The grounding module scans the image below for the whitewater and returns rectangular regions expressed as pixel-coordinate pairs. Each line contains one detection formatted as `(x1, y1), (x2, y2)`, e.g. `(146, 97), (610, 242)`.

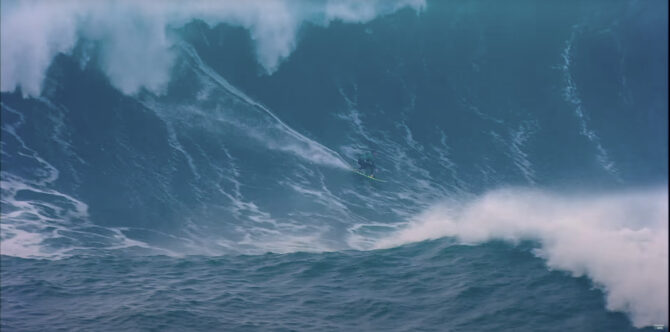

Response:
(1, 0), (667, 331)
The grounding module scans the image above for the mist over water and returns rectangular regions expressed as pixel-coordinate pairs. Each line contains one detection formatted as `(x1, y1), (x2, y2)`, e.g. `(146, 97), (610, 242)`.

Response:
(1, 0), (667, 330)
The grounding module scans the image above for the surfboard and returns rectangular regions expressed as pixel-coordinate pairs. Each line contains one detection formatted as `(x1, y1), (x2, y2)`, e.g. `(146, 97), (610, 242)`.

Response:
(351, 168), (387, 182)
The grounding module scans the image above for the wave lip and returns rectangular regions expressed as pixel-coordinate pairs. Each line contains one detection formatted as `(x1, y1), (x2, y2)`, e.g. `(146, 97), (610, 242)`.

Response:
(0, 0), (425, 97)
(376, 187), (669, 328)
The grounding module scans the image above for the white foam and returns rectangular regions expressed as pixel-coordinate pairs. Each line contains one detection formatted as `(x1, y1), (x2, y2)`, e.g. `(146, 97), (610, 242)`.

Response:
(0, 173), (166, 259)
(2, 104), (60, 185)
(177, 42), (351, 170)
(376, 186), (669, 328)
(1, 0), (425, 97)
(508, 122), (537, 185)
(490, 121), (538, 185)
(560, 26), (620, 180)
(432, 129), (468, 193)
(1, 102), (165, 259)
(1, 1), (80, 97)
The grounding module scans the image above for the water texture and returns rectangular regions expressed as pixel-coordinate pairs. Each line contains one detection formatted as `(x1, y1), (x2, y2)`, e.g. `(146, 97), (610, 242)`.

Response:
(1, 0), (667, 330)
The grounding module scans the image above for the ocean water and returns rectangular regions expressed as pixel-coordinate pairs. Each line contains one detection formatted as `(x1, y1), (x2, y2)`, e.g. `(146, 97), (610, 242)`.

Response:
(1, 0), (668, 331)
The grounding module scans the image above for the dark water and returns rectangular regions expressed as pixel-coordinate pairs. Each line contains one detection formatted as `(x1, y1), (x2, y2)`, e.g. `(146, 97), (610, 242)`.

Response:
(0, 241), (648, 331)
(1, 0), (668, 330)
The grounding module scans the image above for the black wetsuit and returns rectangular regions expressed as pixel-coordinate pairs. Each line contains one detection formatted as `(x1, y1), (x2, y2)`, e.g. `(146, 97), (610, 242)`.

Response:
(357, 153), (376, 176)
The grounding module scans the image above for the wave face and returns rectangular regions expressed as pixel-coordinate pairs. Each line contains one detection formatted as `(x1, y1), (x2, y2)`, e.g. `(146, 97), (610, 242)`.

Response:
(1, 0), (668, 330)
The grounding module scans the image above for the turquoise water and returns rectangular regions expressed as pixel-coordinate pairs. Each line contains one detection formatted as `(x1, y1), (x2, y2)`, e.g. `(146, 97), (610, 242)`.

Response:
(1, 0), (668, 330)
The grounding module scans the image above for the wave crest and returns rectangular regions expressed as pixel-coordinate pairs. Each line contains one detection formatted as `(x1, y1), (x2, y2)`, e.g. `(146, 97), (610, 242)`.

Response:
(376, 187), (669, 327)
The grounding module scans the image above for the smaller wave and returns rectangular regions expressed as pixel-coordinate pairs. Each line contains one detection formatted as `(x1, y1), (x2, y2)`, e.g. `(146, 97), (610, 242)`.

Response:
(376, 186), (669, 328)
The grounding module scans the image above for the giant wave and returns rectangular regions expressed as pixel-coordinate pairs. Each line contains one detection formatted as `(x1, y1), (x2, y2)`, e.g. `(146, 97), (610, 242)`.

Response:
(1, 0), (667, 329)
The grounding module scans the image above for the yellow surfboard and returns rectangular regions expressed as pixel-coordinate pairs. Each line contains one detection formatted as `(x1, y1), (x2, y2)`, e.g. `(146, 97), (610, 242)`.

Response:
(351, 168), (386, 182)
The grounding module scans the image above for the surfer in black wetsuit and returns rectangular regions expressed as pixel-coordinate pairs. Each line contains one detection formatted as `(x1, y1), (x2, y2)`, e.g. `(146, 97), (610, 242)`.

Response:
(357, 151), (376, 177)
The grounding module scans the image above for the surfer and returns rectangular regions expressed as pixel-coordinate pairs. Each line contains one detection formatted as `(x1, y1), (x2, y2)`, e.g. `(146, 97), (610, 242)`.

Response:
(357, 151), (376, 177)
